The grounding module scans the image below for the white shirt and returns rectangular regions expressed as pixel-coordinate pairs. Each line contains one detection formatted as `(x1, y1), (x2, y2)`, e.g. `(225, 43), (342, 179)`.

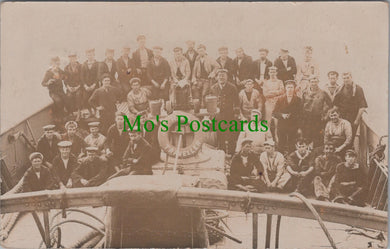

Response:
(260, 60), (266, 80)
(241, 155), (248, 166)
(140, 48), (149, 68)
(62, 158), (69, 169)
(35, 171), (40, 179)
(282, 59), (288, 69)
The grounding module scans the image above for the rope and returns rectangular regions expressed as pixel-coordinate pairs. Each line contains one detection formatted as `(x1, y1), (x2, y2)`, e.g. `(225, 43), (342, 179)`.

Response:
(290, 192), (337, 249)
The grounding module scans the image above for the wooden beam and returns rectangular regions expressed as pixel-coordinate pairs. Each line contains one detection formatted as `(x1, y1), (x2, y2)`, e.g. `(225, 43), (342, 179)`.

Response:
(0, 186), (387, 231)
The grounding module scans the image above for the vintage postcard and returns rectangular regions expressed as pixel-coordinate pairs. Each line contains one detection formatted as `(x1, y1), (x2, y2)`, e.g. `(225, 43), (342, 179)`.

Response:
(0, 2), (388, 248)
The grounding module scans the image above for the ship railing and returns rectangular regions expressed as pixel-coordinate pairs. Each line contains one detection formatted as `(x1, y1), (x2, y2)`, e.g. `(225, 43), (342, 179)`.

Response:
(0, 186), (387, 249)
(358, 115), (388, 211)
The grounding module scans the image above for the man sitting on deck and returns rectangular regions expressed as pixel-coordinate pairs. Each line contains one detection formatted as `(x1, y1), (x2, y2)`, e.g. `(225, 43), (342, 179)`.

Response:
(22, 152), (58, 192)
(71, 147), (109, 187)
(228, 139), (265, 192)
(37, 124), (60, 166)
(52, 141), (79, 188)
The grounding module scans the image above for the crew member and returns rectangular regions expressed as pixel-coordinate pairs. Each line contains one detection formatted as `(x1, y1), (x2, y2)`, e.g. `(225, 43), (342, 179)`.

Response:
(233, 47), (253, 91)
(147, 46), (171, 100)
(37, 124), (60, 164)
(52, 141), (79, 188)
(133, 34), (153, 85)
(22, 152), (57, 192)
(274, 49), (297, 83)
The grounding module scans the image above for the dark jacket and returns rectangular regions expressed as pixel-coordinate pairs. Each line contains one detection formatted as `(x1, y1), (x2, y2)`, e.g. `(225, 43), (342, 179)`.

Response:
(41, 68), (66, 94)
(98, 60), (118, 81)
(252, 58), (273, 81)
(274, 56), (297, 83)
(52, 154), (79, 185)
(22, 166), (57, 192)
(184, 49), (198, 79)
(210, 82), (240, 119)
(71, 156), (108, 187)
(216, 56), (236, 82)
(273, 94), (302, 130)
(88, 85), (121, 113)
(123, 137), (152, 173)
(106, 124), (130, 161)
(81, 61), (99, 87)
(61, 133), (87, 158)
(64, 62), (83, 87)
(146, 57), (171, 84)
(133, 48), (153, 69)
(229, 152), (263, 186)
(233, 54), (253, 81)
(37, 135), (60, 163)
(116, 56), (136, 85)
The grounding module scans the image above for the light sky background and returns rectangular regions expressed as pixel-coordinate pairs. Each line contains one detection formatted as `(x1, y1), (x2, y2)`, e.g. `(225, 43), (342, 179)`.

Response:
(1, 2), (388, 134)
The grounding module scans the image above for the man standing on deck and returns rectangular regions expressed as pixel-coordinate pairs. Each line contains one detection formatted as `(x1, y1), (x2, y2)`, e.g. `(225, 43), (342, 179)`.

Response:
(52, 141), (79, 188)
(233, 47), (253, 91)
(216, 46), (235, 83)
(274, 49), (297, 84)
(98, 49), (119, 87)
(81, 48), (99, 113)
(88, 73), (122, 134)
(324, 71), (341, 103)
(133, 35), (153, 86)
(146, 46), (171, 101)
(253, 48), (273, 92)
(170, 47), (191, 83)
(117, 45), (136, 96)
(64, 51), (83, 119)
(334, 72), (368, 140)
(184, 40), (198, 79)
(37, 124), (60, 165)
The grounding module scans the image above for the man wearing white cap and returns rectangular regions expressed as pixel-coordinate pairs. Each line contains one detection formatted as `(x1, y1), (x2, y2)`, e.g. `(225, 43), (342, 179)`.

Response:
(22, 152), (57, 192)
(52, 141), (79, 188)
(84, 122), (107, 152)
(62, 121), (87, 157)
(37, 124), (60, 164)
(260, 140), (290, 191)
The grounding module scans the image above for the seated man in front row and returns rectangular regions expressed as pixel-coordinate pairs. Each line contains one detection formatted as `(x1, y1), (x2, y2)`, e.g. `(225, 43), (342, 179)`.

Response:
(330, 149), (366, 206)
(22, 152), (58, 192)
(228, 139), (265, 192)
(52, 141), (79, 188)
(285, 138), (314, 195)
(71, 147), (108, 187)
(109, 127), (153, 179)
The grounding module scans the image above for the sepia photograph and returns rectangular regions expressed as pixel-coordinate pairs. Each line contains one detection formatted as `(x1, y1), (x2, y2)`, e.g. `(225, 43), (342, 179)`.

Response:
(0, 2), (388, 248)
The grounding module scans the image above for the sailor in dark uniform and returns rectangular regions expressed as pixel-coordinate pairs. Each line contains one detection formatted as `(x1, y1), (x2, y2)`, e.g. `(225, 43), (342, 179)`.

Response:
(52, 141), (79, 188)
(62, 121), (87, 158)
(274, 48), (297, 84)
(81, 48), (99, 112)
(37, 124), (60, 165)
(233, 47), (253, 91)
(41, 56), (68, 119)
(146, 46), (171, 100)
(106, 112), (130, 170)
(88, 73), (122, 134)
(71, 147), (108, 187)
(22, 152), (57, 192)
(184, 40), (198, 79)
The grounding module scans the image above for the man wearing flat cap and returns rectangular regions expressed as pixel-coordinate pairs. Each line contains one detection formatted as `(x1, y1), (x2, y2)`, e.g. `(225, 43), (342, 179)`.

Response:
(88, 73), (122, 134)
(216, 46), (235, 82)
(41, 56), (68, 119)
(22, 152), (57, 192)
(274, 49), (297, 84)
(170, 47), (191, 83)
(81, 48), (99, 113)
(127, 77), (152, 117)
(192, 44), (220, 106)
(147, 46), (171, 100)
(117, 45), (136, 96)
(52, 141), (79, 188)
(133, 35), (153, 85)
(37, 124), (60, 164)
(71, 147), (108, 187)
(229, 139), (266, 192)
(64, 51), (83, 117)
(98, 49), (119, 87)
(233, 47), (254, 91)
(184, 40), (198, 79)
(253, 48), (273, 90)
(106, 112), (130, 169)
(84, 122), (107, 152)
(324, 71), (341, 102)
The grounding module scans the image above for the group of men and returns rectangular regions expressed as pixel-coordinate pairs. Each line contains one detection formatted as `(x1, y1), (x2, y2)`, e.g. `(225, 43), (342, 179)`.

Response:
(28, 35), (369, 206)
